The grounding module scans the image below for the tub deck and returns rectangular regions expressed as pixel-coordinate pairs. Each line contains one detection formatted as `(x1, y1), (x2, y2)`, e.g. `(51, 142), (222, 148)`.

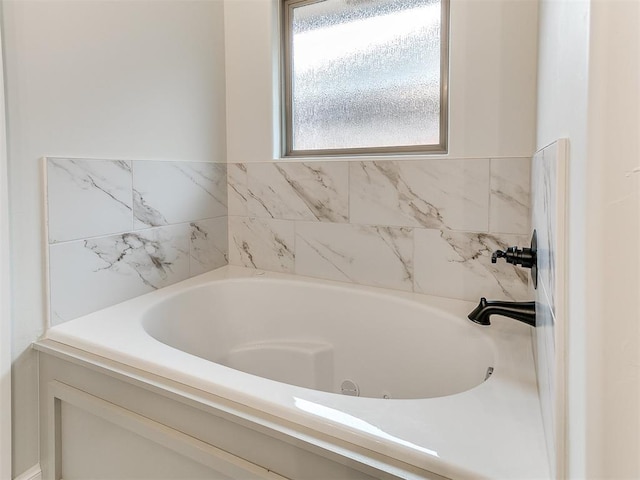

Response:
(37, 266), (550, 479)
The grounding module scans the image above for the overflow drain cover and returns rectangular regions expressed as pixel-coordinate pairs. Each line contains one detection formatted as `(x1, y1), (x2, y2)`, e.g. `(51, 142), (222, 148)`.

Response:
(484, 367), (494, 381)
(341, 380), (360, 397)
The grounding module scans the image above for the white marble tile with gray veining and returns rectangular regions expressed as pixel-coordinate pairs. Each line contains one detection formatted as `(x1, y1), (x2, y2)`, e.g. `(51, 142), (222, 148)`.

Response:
(532, 142), (561, 315)
(490, 157), (531, 235)
(190, 217), (228, 276)
(531, 141), (568, 479)
(534, 289), (558, 475)
(227, 163), (248, 216)
(246, 162), (349, 222)
(49, 224), (190, 324)
(228, 217), (295, 273)
(47, 158), (133, 243)
(133, 161), (227, 229)
(531, 148), (550, 303)
(350, 159), (490, 232)
(295, 222), (413, 291)
(413, 229), (529, 302)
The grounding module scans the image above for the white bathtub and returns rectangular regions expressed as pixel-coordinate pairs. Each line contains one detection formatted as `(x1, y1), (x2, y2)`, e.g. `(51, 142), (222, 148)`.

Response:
(44, 266), (549, 479)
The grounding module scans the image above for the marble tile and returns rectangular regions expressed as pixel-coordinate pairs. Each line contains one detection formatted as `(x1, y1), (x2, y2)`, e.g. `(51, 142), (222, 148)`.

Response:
(490, 157), (531, 234)
(227, 163), (248, 216)
(413, 229), (530, 302)
(295, 222), (413, 291)
(535, 297), (557, 475)
(532, 148), (551, 306)
(49, 224), (190, 324)
(349, 159), (490, 231)
(133, 161), (227, 229)
(531, 139), (567, 479)
(532, 141), (567, 317)
(47, 158), (133, 243)
(190, 217), (228, 276)
(228, 217), (295, 273)
(246, 162), (349, 222)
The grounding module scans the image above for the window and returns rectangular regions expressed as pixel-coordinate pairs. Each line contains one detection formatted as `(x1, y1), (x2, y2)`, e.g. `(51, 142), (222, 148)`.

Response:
(282, 0), (449, 157)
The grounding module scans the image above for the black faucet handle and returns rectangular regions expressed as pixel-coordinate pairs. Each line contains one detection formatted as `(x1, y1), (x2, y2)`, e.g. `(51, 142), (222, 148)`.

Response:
(492, 245), (534, 268)
(491, 249), (507, 264)
(490, 231), (539, 289)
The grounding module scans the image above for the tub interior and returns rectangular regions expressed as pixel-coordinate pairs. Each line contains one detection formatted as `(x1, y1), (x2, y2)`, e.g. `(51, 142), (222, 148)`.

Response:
(142, 278), (496, 399)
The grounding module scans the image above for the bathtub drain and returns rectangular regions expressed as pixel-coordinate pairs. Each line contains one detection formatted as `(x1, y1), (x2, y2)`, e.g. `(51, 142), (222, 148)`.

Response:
(341, 380), (360, 397)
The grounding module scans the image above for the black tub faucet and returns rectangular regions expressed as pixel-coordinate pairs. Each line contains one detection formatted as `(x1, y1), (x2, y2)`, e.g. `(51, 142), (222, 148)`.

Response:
(468, 297), (536, 327)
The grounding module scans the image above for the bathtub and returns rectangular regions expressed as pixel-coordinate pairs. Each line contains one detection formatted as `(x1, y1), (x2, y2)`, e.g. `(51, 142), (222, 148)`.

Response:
(42, 266), (549, 479)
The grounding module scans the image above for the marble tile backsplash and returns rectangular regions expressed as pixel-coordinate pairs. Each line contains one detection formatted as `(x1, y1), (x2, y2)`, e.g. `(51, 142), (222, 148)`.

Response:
(47, 159), (134, 243)
(228, 158), (531, 302)
(349, 159), (490, 231)
(295, 222), (414, 291)
(531, 140), (567, 478)
(46, 156), (532, 322)
(246, 162), (349, 222)
(133, 161), (227, 228)
(45, 158), (228, 325)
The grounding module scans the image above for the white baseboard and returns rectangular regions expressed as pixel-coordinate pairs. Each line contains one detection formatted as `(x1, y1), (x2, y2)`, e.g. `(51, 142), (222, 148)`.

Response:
(14, 464), (41, 480)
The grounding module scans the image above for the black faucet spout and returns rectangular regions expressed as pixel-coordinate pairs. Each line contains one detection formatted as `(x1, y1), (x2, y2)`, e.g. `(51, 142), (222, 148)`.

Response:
(468, 297), (536, 327)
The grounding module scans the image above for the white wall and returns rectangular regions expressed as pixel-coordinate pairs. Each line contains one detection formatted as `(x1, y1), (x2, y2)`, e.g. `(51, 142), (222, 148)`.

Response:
(536, 1), (591, 476)
(0, 14), (13, 480)
(584, 0), (640, 476)
(538, 0), (640, 477)
(1, 0), (227, 475)
(224, 0), (539, 163)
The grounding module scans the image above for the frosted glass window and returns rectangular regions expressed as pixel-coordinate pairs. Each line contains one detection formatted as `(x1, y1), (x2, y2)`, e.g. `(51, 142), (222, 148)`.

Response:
(283, 0), (448, 156)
